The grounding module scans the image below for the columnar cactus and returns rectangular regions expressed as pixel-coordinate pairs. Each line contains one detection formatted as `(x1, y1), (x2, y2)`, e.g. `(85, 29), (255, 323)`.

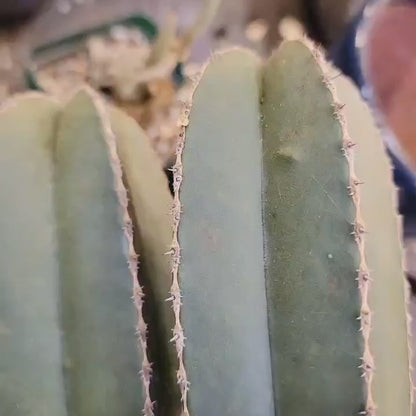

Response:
(169, 40), (413, 415)
(0, 89), (173, 416)
(0, 38), (412, 416)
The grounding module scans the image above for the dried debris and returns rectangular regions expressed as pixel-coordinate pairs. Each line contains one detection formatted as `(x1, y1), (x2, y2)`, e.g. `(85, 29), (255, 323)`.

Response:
(245, 19), (269, 43)
(116, 68), (197, 167)
(35, 25), (200, 166)
(35, 0), (221, 166)
(36, 52), (89, 97)
(87, 27), (153, 101)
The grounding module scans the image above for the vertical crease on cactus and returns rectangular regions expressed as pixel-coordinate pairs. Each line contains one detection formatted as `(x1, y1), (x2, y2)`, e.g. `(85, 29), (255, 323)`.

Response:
(170, 99), (193, 416)
(303, 37), (378, 414)
(87, 88), (154, 416)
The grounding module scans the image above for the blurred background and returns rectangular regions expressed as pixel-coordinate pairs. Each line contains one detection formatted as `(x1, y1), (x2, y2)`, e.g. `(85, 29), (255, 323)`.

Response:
(0, 0), (364, 96)
(1, 0), (415, 406)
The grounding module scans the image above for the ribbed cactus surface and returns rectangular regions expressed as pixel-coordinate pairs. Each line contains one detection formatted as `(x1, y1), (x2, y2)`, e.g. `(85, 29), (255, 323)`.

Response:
(170, 40), (412, 416)
(0, 38), (412, 416)
(0, 89), (173, 416)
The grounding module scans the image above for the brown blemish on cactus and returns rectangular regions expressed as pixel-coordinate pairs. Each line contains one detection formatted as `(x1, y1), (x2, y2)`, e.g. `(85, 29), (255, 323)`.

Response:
(79, 87), (155, 416)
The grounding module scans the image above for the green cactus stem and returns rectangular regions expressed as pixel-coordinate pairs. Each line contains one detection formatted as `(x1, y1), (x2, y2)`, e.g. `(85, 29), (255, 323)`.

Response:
(0, 88), (173, 416)
(55, 89), (148, 415)
(0, 94), (67, 416)
(170, 40), (412, 415)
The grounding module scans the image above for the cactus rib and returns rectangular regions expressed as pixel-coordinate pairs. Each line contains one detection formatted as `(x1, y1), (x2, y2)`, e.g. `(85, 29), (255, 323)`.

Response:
(87, 90), (155, 416)
(0, 94), (66, 416)
(0, 88), (176, 415)
(170, 102), (191, 416)
(262, 40), (364, 414)
(172, 50), (275, 416)
(314, 40), (377, 411)
(55, 88), (150, 415)
(332, 72), (413, 415)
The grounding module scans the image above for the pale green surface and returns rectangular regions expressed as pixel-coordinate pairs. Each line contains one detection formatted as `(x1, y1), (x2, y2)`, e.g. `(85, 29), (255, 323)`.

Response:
(55, 91), (144, 415)
(262, 41), (364, 415)
(334, 74), (412, 416)
(0, 97), (67, 415)
(111, 108), (178, 414)
(179, 50), (275, 416)
(0, 42), (410, 416)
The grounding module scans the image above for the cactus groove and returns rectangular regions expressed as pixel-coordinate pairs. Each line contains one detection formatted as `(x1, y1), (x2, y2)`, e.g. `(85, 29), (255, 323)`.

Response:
(110, 107), (179, 414)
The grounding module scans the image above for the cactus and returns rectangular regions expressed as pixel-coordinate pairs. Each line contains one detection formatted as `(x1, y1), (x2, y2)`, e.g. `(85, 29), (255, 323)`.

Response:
(169, 40), (412, 415)
(0, 38), (412, 416)
(0, 89), (173, 416)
